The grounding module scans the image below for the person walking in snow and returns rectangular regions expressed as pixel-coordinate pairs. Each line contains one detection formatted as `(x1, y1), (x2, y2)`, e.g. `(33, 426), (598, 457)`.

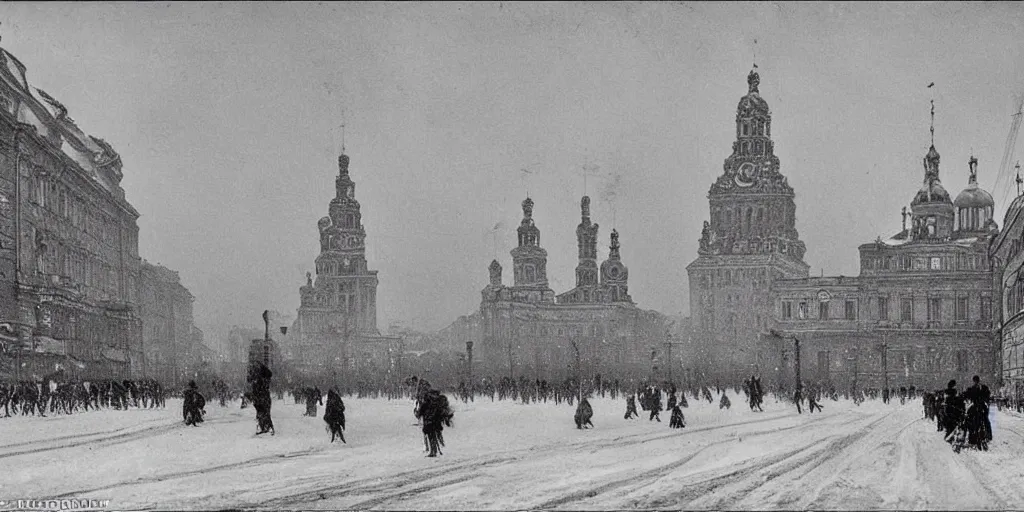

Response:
(182, 381), (206, 426)
(305, 386), (323, 417)
(649, 388), (662, 422)
(250, 362), (275, 435)
(420, 388), (454, 457)
(669, 405), (685, 428)
(720, 392), (731, 410)
(624, 394), (639, 419)
(575, 397), (594, 429)
(323, 387), (346, 443)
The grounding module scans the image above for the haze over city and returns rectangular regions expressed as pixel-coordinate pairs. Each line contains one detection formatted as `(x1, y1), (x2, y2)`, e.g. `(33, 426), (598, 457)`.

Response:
(1, 1), (1022, 348)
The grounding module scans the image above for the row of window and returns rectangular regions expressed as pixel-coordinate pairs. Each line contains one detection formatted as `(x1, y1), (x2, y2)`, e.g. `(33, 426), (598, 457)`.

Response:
(862, 254), (986, 272)
(809, 349), (975, 378)
(781, 297), (992, 323)
(27, 173), (130, 253)
(712, 204), (794, 240)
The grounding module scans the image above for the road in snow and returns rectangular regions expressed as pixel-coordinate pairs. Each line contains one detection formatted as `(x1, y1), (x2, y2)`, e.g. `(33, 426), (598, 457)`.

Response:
(1, 392), (1022, 510)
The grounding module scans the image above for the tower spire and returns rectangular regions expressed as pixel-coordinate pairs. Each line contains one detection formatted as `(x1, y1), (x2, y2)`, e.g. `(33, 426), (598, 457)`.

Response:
(930, 99), (935, 147)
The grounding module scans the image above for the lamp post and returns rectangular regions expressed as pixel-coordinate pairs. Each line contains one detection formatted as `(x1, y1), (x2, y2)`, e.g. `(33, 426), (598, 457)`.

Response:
(466, 340), (474, 393)
(878, 338), (889, 403)
(571, 339), (581, 402)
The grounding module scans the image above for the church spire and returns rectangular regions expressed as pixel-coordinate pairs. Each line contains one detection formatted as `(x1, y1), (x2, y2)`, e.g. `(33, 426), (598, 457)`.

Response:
(575, 196), (599, 288)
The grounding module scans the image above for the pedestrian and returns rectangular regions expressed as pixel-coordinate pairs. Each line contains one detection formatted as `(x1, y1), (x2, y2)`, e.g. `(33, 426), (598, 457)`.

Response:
(649, 387), (662, 422)
(323, 387), (346, 443)
(720, 392), (731, 410)
(182, 381), (206, 427)
(250, 363), (275, 435)
(575, 397), (594, 429)
(669, 405), (685, 428)
(942, 380), (962, 443)
(624, 394), (639, 420)
(305, 386), (323, 417)
(420, 388), (453, 457)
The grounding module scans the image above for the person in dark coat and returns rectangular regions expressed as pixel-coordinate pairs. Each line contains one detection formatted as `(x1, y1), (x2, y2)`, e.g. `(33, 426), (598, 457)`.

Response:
(323, 387), (346, 443)
(420, 389), (453, 457)
(649, 387), (662, 422)
(943, 380), (962, 443)
(624, 394), (639, 419)
(250, 363), (275, 435)
(305, 386), (323, 417)
(720, 392), (731, 410)
(669, 405), (685, 428)
(575, 397), (594, 429)
(183, 381), (206, 426)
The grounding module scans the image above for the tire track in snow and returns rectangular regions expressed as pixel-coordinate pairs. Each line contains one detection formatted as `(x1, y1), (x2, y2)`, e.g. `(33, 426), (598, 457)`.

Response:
(0, 417), (172, 450)
(631, 412), (894, 510)
(253, 455), (521, 508)
(263, 411), (840, 509)
(0, 417), (234, 460)
(51, 446), (325, 499)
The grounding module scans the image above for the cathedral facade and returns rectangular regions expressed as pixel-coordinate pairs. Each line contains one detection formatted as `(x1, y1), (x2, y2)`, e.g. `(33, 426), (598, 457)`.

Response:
(287, 152), (401, 387)
(686, 69), (810, 382)
(473, 196), (667, 383)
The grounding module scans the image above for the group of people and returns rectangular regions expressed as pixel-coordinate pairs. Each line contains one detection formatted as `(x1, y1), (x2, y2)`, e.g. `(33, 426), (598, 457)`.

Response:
(1, 376), (166, 418)
(924, 376), (993, 452)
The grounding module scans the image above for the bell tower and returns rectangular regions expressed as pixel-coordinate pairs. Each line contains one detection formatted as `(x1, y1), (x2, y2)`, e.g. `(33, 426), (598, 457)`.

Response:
(687, 68), (810, 381)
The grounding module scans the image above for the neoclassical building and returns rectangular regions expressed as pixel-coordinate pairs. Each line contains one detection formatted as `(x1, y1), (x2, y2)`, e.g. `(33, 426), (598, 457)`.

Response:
(686, 68), (810, 382)
(465, 195), (667, 383)
(287, 152), (401, 386)
(765, 110), (999, 392)
(0, 44), (142, 381)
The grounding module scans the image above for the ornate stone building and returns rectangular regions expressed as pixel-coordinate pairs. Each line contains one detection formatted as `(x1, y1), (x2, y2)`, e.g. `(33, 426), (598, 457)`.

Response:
(466, 195), (667, 383)
(0, 45), (141, 381)
(686, 69), (810, 381)
(767, 113), (999, 392)
(287, 152), (401, 386)
(992, 164), (1024, 403)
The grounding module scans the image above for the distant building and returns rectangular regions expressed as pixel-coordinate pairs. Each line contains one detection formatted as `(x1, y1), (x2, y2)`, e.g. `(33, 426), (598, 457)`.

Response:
(287, 152), (402, 387)
(447, 195), (668, 385)
(687, 68), (810, 382)
(0, 44), (142, 381)
(765, 112), (999, 392)
(137, 261), (204, 387)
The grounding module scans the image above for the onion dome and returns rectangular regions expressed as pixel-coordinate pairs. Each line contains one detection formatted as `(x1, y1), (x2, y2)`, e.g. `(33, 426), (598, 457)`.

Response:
(954, 156), (994, 209)
(911, 180), (951, 206)
(737, 69), (770, 117)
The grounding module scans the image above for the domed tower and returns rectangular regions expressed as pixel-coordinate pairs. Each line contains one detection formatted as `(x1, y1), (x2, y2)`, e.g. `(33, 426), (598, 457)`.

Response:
(909, 102), (955, 240)
(511, 197), (552, 292)
(600, 229), (632, 303)
(687, 68), (810, 381)
(954, 155), (997, 236)
(575, 196), (600, 288)
(300, 152), (380, 337)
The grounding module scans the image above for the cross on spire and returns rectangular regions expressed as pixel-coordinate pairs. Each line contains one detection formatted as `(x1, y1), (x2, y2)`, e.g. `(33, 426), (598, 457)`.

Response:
(580, 159), (600, 196)
(340, 107), (347, 153)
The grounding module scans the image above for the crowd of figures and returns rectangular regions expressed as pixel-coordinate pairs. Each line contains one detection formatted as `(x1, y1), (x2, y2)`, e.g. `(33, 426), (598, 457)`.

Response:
(923, 376), (993, 453)
(0, 376), (166, 417)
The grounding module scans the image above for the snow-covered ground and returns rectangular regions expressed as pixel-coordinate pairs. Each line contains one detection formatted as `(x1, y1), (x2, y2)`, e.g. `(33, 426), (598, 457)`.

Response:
(1, 392), (1022, 510)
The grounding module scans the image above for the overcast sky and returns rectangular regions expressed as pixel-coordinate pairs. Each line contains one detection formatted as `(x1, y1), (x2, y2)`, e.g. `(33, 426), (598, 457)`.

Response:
(2, 2), (1023, 348)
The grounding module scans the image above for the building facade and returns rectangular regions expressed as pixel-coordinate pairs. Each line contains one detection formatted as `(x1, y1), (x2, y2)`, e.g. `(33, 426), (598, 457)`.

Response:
(992, 171), (1024, 403)
(0, 46), (141, 381)
(287, 152), (402, 387)
(767, 125), (999, 393)
(465, 195), (668, 384)
(136, 261), (207, 387)
(686, 69), (810, 382)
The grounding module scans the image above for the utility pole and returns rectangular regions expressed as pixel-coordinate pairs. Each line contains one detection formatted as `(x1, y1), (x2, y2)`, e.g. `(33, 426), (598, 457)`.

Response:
(466, 341), (474, 393)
